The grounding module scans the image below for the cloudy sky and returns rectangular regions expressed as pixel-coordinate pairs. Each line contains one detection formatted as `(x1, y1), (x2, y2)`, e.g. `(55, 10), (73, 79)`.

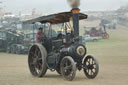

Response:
(1, 0), (128, 14)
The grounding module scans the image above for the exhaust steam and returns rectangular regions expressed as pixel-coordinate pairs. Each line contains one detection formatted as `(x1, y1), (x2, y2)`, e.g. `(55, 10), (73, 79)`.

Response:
(67, 0), (80, 8)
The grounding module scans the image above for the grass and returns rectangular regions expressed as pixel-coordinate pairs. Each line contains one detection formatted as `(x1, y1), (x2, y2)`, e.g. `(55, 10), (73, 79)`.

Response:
(86, 27), (128, 65)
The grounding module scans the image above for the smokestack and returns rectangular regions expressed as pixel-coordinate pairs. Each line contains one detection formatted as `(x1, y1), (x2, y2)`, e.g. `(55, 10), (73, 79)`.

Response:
(67, 0), (80, 37)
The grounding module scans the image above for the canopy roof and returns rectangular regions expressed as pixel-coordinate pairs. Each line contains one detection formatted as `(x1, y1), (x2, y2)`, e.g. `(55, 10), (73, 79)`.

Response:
(23, 11), (88, 24)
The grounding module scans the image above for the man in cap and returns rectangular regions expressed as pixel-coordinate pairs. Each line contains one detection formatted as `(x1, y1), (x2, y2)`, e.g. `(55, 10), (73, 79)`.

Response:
(36, 27), (46, 43)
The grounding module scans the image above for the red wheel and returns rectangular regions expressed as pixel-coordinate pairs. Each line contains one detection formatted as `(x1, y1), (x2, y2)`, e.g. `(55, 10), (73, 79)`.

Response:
(103, 33), (109, 39)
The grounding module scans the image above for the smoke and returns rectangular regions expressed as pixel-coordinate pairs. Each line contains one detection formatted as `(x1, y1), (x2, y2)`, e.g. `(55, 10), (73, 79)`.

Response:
(67, 0), (80, 8)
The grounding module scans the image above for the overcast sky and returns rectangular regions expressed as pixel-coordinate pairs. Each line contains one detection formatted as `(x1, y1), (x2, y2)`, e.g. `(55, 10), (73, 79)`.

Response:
(1, 0), (128, 14)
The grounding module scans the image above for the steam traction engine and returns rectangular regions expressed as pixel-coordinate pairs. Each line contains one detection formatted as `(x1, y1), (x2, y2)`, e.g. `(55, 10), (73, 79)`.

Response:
(24, 0), (99, 81)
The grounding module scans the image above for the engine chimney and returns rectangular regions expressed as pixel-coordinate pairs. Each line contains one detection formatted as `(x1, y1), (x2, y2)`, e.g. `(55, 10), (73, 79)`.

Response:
(67, 0), (80, 37)
(71, 8), (80, 37)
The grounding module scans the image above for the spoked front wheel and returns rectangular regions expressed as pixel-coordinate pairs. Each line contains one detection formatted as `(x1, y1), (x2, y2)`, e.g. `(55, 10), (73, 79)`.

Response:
(60, 56), (76, 81)
(28, 43), (47, 77)
(83, 55), (99, 79)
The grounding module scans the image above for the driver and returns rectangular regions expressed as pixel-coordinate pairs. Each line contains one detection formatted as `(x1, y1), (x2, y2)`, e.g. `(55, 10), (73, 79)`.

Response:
(57, 33), (64, 39)
(36, 27), (46, 43)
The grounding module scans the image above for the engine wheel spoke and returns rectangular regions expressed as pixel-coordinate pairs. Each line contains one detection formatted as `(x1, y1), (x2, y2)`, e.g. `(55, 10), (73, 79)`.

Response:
(28, 44), (47, 77)
(61, 56), (76, 81)
(83, 55), (99, 79)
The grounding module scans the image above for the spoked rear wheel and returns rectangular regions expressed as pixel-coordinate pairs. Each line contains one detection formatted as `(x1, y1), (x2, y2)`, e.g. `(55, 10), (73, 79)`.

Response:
(28, 43), (47, 77)
(60, 56), (76, 81)
(83, 55), (99, 79)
